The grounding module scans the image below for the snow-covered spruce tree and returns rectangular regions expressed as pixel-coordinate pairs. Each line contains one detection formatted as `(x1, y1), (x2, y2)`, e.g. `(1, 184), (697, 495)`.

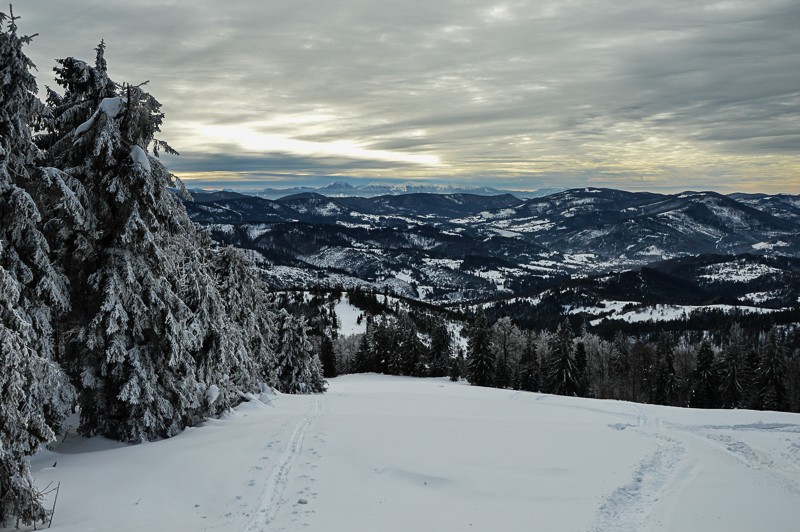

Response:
(466, 313), (494, 387)
(191, 245), (279, 414)
(0, 9), (74, 526)
(38, 52), (206, 441)
(36, 44), (294, 440)
(274, 309), (325, 394)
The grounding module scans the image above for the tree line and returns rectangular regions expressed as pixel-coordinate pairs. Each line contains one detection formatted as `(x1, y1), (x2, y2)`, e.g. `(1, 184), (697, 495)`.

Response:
(331, 290), (799, 414)
(1, 12), (323, 527)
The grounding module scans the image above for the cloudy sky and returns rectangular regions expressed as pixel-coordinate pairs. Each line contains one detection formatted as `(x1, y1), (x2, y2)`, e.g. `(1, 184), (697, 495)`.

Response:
(20, 0), (800, 192)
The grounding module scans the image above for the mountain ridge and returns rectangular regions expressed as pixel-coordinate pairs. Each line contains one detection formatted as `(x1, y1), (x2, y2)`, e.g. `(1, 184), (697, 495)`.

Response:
(181, 187), (800, 308)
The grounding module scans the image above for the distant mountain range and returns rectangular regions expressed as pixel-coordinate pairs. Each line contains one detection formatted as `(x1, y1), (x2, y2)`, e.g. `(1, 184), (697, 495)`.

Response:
(181, 187), (800, 312)
(191, 181), (561, 200)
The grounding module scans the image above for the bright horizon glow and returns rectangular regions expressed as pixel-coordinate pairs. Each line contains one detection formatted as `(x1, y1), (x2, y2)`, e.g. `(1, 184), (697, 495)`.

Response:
(197, 124), (442, 167)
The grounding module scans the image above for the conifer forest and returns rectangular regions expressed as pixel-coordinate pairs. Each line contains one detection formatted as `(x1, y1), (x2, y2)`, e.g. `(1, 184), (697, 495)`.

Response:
(0, 10), (324, 525)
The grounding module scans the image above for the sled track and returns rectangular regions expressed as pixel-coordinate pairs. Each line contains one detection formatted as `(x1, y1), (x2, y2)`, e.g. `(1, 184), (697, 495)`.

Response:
(245, 397), (321, 532)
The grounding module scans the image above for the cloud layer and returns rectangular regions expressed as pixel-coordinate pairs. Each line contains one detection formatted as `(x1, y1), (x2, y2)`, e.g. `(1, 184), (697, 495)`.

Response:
(21, 0), (800, 192)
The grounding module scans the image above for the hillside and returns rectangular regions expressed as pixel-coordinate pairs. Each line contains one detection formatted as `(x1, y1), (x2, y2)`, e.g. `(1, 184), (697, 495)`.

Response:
(182, 187), (800, 316)
(22, 375), (800, 531)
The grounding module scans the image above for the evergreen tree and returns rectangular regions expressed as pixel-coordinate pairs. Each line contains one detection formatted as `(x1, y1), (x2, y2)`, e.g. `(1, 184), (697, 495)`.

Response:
(351, 332), (371, 374)
(40, 52), (206, 440)
(428, 319), (451, 377)
(467, 313), (494, 387)
(574, 341), (589, 397)
(720, 324), (747, 408)
(395, 312), (423, 376)
(757, 326), (788, 411)
(194, 245), (277, 415)
(319, 334), (338, 378)
(609, 331), (630, 400)
(371, 315), (394, 374)
(689, 340), (720, 408)
(275, 310), (326, 394)
(744, 341), (761, 409)
(449, 353), (462, 382)
(34, 43), (325, 440)
(651, 332), (680, 406)
(546, 319), (577, 396)
(517, 331), (539, 392)
(491, 317), (519, 389)
(0, 10), (74, 525)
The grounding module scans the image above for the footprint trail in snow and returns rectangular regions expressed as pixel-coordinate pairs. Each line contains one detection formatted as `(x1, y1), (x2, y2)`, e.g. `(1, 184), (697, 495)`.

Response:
(244, 397), (321, 532)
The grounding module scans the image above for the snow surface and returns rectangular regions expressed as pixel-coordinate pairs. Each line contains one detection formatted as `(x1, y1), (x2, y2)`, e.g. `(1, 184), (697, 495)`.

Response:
(15, 375), (800, 532)
(699, 261), (783, 283)
(75, 97), (127, 135)
(334, 299), (366, 336)
(752, 241), (789, 251)
(587, 302), (783, 326)
(129, 145), (150, 173)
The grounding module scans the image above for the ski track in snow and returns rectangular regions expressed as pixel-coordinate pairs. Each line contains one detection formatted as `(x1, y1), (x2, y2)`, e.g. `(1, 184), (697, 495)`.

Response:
(591, 403), (800, 531)
(681, 425), (800, 496)
(590, 409), (687, 532)
(244, 397), (321, 532)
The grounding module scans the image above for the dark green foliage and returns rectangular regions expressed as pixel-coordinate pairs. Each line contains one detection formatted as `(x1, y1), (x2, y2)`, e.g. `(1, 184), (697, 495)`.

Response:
(467, 314), (494, 387)
(608, 331), (631, 400)
(650, 332), (680, 406)
(320, 335), (338, 378)
(449, 354), (462, 382)
(491, 317), (520, 389)
(351, 332), (371, 374)
(574, 341), (589, 397)
(546, 319), (577, 396)
(757, 326), (787, 411)
(428, 320), (452, 377)
(338, 301), (799, 415)
(517, 331), (539, 392)
(689, 340), (720, 408)
(720, 324), (747, 408)
(395, 312), (424, 376)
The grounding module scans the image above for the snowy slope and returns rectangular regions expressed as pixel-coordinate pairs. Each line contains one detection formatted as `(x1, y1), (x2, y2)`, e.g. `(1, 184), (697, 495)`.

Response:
(15, 375), (800, 532)
(334, 299), (367, 336)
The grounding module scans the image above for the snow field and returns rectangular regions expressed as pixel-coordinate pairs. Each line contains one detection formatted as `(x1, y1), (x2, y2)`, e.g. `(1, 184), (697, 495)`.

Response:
(15, 374), (800, 532)
(333, 299), (367, 336)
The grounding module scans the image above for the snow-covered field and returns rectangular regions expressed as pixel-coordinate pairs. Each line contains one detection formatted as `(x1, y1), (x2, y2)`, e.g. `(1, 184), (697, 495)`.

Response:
(15, 375), (800, 531)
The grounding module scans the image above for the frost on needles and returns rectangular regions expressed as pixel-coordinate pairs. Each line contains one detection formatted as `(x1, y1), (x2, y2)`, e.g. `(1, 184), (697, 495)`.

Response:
(0, 9), (323, 527)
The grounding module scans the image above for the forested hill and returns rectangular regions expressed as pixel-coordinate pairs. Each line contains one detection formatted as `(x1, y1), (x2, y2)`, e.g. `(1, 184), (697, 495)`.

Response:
(182, 187), (800, 307)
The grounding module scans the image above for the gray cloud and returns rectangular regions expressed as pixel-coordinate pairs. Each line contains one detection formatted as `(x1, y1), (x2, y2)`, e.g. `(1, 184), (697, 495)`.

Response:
(19, 0), (800, 192)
